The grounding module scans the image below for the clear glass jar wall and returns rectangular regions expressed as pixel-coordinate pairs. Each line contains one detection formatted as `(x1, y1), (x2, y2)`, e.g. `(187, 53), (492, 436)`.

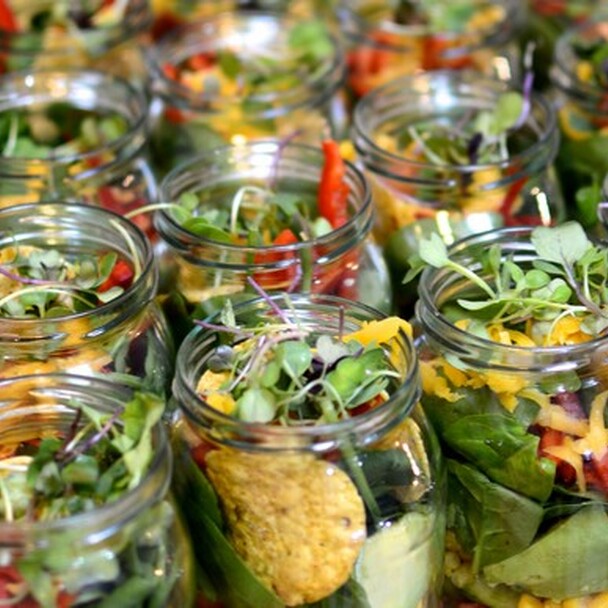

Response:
(147, 10), (347, 176)
(0, 202), (173, 395)
(416, 226), (608, 607)
(155, 139), (392, 314)
(170, 294), (445, 608)
(0, 373), (195, 607)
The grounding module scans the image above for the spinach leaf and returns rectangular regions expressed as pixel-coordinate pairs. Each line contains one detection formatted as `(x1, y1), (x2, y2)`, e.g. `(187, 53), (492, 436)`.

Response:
(171, 437), (223, 529)
(484, 506), (608, 600)
(448, 460), (543, 572)
(424, 387), (554, 501)
(443, 414), (555, 502)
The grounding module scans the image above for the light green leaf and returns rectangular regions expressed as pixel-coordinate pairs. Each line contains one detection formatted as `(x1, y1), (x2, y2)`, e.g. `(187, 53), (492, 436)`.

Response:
(531, 222), (591, 266)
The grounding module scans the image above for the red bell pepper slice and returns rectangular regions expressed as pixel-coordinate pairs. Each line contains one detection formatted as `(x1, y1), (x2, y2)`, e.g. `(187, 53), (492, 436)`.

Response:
(253, 228), (299, 290)
(0, 0), (17, 32)
(98, 259), (134, 293)
(318, 140), (349, 230)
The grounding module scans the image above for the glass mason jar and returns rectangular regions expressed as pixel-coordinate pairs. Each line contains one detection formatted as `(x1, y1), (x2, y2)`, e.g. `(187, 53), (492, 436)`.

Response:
(0, 202), (173, 396)
(415, 226), (608, 607)
(352, 69), (564, 313)
(155, 139), (392, 316)
(0, 373), (195, 607)
(170, 293), (445, 608)
(0, 69), (156, 236)
(149, 0), (332, 39)
(147, 10), (348, 176)
(550, 17), (608, 233)
(0, 0), (151, 84)
(337, 0), (522, 100)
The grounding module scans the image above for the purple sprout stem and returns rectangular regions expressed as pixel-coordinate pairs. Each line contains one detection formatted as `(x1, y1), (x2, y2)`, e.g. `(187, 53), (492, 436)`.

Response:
(246, 275), (292, 324)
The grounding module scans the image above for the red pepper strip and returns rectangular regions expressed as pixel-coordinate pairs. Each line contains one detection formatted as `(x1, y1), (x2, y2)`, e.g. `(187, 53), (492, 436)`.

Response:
(532, 0), (566, 17)
(588, 451), (608, 496)
(253, 228), (299, 290)
(187, 52), (216, 72)
(421, 35), (474, 71)
(312, 249), (359, 300)
(151, 12), (183, 42)
(98, 259), (134, 293)
(0, 0), (17, 32)
(538, 427), (577, 486)
(318, 140), (349, 229)
(97, 186), (154, 237)
(498, 176), (528, 225)
(57, 591), (77, 608)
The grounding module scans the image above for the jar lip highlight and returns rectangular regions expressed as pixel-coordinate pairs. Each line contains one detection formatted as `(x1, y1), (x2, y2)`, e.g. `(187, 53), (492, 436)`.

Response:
(148, 11), (345, 117)
(0, 373), (170, 538)
(352, 69), (558, 184)
(173, 294), (420, 449)
(156, 138), (373, 258)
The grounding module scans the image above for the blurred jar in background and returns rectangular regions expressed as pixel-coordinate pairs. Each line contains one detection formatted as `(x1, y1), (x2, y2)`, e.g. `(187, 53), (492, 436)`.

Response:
(337, 0), (521, 100)
(0, 0), (151, 84)
(551, 16), (608, 232)
(352, 70), (564, 315)
(0, 69), (156, 236)
(147, 10), (347, 176)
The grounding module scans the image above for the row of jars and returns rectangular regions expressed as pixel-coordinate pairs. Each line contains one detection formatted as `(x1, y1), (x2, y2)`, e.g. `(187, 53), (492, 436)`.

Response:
(4, 7), (608, 297)
(4, 217), (608, 607)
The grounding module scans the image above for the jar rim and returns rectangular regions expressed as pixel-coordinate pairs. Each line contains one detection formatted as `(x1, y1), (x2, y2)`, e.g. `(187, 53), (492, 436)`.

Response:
(156, 138), (373, 257)
(174, 294), (420, 449)
(417, 225), (608, 363)
(0, 202), (155, 325)
(352, 69), (558, 182)
(0, 68), (148, 168)
(0, 373), (170, 537)
(148, 11), (345, 117)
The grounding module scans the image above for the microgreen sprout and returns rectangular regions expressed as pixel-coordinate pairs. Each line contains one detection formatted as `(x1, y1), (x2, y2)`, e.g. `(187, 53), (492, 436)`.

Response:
(197, 298), (402, 426)
(407, 222), (608, 343)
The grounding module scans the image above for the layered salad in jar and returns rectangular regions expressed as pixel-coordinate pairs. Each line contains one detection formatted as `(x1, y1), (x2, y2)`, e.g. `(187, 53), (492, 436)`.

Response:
(155, 139), (391, 318)
(171, 294), (444, 607)
(0, 70), (154, 235)
(0, 378), (194, 607)
(411, 222), (608, 606)
(148, 11), (346, 175)
(0, 203), (172, 395)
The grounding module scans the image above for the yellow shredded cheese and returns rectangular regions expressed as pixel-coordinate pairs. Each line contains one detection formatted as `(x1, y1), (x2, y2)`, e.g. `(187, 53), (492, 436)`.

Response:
(543, 437), (587, 493)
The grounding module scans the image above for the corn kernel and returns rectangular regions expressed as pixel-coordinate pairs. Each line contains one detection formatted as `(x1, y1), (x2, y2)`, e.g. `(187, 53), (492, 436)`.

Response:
(517, 594), (544, 608)
(563, 597), (590, 608)
(576, 61), (594, 83)
(589, 592), (608, 608)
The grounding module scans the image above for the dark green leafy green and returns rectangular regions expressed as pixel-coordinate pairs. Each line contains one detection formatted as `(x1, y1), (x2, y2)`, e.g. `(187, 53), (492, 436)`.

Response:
(484, 505), (608, 600)
(448, 460), (544, 572)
